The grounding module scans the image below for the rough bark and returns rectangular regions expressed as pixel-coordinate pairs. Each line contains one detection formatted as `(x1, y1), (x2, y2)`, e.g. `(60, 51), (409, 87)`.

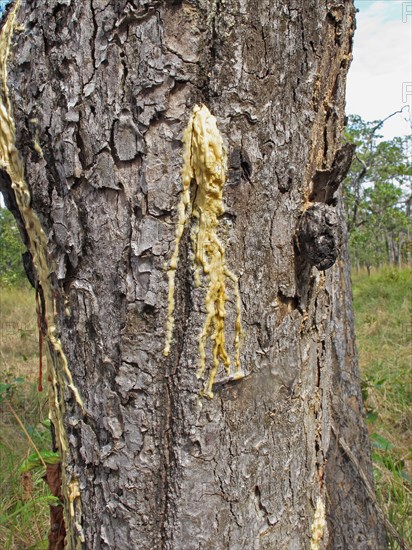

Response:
(1, 0), (387, 548)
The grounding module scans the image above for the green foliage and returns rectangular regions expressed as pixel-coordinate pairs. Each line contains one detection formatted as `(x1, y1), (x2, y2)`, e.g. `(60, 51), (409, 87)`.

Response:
(0, 377), (24, 403)
(344, 115), (412, 269)
(353, 267), (412, 547)
(20, 451), (60, 474)
(0, 207), (26, 286)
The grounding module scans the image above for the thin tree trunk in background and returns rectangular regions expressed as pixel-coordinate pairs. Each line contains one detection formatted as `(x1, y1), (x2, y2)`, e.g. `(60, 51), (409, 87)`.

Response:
(391, 231), (397, 267)
(1, 1), (387, 548)
(385, 234), (392, 266)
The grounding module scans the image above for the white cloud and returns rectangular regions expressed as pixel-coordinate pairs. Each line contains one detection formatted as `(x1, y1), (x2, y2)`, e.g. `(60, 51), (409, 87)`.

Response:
(346, 0), (412, 139)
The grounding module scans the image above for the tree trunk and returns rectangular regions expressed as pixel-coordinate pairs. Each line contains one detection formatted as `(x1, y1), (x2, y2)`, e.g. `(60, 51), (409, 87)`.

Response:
(1, 1), (387, 548)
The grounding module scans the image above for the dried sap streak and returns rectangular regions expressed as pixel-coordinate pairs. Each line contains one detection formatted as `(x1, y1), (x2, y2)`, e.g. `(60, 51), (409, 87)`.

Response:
(164, 105), (244, 398)
(1, 7), (85, 544)
(0, 2), (84, 421)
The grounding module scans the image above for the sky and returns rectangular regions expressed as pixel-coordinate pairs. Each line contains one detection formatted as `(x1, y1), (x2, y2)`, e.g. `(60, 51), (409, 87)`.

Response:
(0, 1), (8, 16)
(347, 0), (412, 139)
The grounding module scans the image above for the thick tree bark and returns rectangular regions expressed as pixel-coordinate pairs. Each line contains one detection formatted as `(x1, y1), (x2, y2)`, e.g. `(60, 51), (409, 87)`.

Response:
(1, 1), (387, 548)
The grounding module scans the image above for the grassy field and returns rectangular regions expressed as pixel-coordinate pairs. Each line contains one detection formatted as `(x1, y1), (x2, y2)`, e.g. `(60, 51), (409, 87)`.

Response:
(0, 269), (411, 548)
(352, 267), (412, 548)
(0, 285), (51, 549)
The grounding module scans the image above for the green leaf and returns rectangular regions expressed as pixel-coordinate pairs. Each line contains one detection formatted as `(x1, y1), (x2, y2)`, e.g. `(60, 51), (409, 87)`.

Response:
(0, 383), (12, 395)
(401, 470), (411, 482)
(372, 377), (387, 388)
(19, 451), (60, 473)
(370, 433), (394, 451)
(372, 451), (386, 465)
(365, 411), (378, 423)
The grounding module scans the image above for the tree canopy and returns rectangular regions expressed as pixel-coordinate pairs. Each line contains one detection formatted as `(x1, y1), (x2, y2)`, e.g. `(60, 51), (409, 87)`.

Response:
(343, 114), (412, 269)
(0, 205), (26, 285)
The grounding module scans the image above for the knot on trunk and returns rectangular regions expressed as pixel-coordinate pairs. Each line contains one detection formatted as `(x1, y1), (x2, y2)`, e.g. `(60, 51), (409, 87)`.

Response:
(296, 203), (341, 271)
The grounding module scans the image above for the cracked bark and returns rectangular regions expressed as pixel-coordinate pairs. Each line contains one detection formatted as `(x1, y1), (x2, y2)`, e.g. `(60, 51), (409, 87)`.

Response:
(2, 0), (387, 548)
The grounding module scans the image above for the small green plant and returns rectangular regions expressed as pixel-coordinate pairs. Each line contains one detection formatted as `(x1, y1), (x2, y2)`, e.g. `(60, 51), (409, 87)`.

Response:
(0, 376), (24, 402)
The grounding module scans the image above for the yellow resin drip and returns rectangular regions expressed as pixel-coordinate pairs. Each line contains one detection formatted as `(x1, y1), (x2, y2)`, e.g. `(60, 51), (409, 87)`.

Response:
(310, 496), (326, 550)
(0, 4), (84, 546)
(164, 104), (243, 398)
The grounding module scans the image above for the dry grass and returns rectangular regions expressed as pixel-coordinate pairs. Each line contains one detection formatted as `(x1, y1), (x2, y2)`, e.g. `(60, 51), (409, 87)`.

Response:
(0, 284), (50, 550)
(0, 285), (38, 377)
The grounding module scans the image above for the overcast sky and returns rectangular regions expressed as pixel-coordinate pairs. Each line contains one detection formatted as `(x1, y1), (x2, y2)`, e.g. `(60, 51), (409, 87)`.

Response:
(347, 0), (412, 139)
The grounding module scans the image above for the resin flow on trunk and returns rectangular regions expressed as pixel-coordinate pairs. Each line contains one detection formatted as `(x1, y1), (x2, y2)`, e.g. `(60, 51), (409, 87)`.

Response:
(164, 104), (244, 398)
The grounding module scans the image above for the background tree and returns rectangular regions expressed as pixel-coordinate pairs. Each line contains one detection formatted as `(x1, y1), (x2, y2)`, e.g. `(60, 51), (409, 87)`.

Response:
(0, 206), (26, 285)
(0, 1), (388, 548)
(343, 114), (412, 271)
